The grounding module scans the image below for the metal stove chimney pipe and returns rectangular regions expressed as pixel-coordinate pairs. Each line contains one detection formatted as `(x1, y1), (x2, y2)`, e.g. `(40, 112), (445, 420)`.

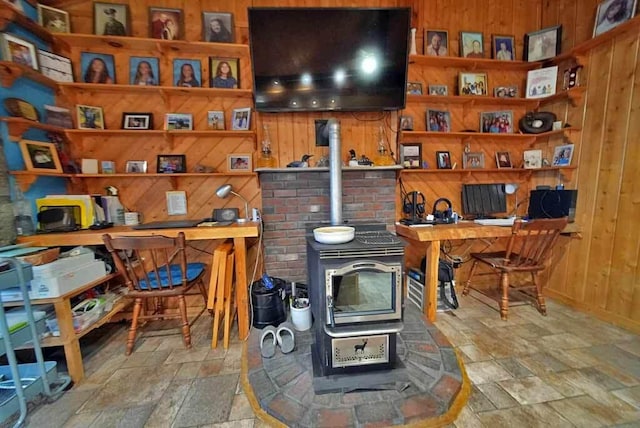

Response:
(327, 118), (342, 226)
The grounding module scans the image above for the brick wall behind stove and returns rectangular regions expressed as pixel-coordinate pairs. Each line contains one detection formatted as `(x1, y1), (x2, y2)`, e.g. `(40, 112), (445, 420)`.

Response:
(260, 170), (397, 282)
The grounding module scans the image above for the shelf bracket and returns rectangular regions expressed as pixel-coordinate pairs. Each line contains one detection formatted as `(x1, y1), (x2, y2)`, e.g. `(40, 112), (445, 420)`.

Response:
(0, 62), (21, 88)
(567, 88), (585, 107)
(6, 121), (30, 141)
(574, 54), (588, 68)
(14, 174), (37, 192)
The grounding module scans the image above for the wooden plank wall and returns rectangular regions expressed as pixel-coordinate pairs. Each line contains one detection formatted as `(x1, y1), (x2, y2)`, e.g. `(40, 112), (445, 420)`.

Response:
(541, 0), (640, 332)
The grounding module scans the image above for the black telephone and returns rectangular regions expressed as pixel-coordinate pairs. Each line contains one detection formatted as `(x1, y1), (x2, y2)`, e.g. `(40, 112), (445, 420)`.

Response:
(432, 198), (455, 224)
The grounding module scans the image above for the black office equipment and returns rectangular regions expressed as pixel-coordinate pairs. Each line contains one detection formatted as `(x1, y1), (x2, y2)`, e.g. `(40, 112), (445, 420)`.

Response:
(528, 189), (577, 222)
(461, 184), (507, 219)
(131, 219), (203, 230)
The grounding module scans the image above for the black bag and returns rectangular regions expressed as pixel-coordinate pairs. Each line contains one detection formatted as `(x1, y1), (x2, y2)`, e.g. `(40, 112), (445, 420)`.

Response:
(421, 257), (459, 310)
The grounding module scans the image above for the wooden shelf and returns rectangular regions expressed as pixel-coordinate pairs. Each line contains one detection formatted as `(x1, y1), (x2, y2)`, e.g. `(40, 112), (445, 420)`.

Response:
(401, 131), (536, 141)
(0, 117), (66, 140)
(76, 172), (257, 178)
(0, 4), (53, 44)
(400, 166), (577, 175)
(538, 87), (586, 107)
(58, 82), (253, 98)
(9, 170), (72, 191)
(65, 129), (254, 138)
(407, 94), (541, 107)
(0, 61), (58, 89)
(54, 33), (249, 57)
(409, 54), (538, 70)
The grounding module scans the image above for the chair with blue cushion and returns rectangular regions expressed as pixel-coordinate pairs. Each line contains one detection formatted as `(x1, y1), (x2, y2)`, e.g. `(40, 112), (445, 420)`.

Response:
(102, 232), (208, 355)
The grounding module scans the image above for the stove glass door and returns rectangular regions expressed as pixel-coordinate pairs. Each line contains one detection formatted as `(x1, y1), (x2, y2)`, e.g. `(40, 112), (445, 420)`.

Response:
(325, 261), (402, 325)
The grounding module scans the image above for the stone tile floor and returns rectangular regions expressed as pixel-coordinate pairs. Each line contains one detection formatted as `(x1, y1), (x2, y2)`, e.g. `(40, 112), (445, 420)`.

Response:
(21, 291), (640, 427)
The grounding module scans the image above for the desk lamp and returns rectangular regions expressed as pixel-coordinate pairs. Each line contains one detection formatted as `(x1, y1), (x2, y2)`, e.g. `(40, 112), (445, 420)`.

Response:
(215, 184), (250, 222)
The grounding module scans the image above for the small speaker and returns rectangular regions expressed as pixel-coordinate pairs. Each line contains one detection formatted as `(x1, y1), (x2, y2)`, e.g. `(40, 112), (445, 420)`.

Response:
(527, 190), (577, 222)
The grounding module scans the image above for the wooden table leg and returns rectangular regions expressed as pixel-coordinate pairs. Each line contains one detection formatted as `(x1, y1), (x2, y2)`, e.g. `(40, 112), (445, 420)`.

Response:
(424, 240), (441, 322)
(233, 237), (249, 339)
(53, 299), (84, 384)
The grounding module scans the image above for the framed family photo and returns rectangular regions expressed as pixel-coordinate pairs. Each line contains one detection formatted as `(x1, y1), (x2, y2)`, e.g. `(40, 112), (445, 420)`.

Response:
(480, 110), (514, 133)
(406, 82), (423, 95)
(459, 72), (488, 95)
(594, 0), (638, 37)
(164, 113), (193, 130)
(424, 30), (448, 56)
(202, 12), (234, 43)
(94, 2), (129, 36)
(149, 7), (183, 40)
(37, 4), (70, 33)
(207, 111), (225, 130)
(494, 85), (518, 98)
(0, 33), (38, 70)
(232, 108), (251, 130)
(552, 144), (574, 166)
(130, 56), (159, 86)
(492, 35), (515, 60)
(228, 154), (252, 171)
(37, 50), (73, 82)
(122, 113), (153, 130)
(524, 25), (562, 62)
(209, 57), (239, 89)
(173, 59), (201, 87)
(125, 160), (147, 173)
(460, 31), (484, 58)
(428, 84), (448, 96)
(19, 140), (63, 173)
(76, 104), (105, 129)
(81, 52), (115, 84)
(427, 109), (451, 132)
(463, 152), (485, 169)
(157, 154), (186, 173)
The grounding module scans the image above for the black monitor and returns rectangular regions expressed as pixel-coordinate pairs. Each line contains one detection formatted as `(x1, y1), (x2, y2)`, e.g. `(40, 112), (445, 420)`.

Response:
(462, 183), (507, 219)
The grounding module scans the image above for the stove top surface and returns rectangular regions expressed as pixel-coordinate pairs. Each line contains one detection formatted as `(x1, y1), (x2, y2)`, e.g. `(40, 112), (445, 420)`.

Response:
(306, 223), (405, 252)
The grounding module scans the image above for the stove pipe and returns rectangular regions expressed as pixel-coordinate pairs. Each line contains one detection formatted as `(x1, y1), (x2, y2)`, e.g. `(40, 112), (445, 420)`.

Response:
(327, 119), (342, 225)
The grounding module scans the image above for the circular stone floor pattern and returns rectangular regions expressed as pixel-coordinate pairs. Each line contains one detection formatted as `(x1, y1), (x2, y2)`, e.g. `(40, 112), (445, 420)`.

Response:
(242, 304), (470, 427)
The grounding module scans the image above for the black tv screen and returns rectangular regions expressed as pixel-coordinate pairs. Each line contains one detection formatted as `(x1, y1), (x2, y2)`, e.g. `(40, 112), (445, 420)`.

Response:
(248, 7), (410, 112)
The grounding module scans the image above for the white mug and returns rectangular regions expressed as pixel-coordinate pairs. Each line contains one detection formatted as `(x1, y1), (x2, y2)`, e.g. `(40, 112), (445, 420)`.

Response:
(124, 212), (142, 226)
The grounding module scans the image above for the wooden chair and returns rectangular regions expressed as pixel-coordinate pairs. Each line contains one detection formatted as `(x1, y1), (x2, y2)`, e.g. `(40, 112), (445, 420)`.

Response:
(102, 232), (208, 355)
(462, 217), (568, 320)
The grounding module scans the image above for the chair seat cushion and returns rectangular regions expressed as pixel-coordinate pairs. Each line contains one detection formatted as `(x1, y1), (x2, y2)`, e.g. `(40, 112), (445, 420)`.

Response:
(139, 262), (205, 289)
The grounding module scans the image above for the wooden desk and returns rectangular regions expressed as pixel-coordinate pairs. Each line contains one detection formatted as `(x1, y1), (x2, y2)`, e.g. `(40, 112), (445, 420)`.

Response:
(396, 221), (579, 322)
(18, 222), (260, 382)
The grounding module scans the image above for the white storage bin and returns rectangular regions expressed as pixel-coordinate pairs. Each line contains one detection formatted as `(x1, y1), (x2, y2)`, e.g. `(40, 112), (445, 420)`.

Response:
(29, 261), (106, 299)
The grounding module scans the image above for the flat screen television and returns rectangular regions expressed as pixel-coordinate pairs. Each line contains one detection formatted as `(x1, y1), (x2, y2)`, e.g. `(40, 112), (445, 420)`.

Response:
(248, 7), (410, 112)
(462, 183), (507, 219)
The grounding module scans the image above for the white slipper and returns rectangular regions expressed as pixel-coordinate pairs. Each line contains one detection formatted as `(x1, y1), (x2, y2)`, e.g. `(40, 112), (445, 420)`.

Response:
(276, 323), (295, 354)
(260, 326), (277, 358)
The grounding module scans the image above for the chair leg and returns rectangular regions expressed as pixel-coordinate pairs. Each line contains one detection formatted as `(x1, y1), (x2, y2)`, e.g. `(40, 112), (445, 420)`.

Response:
(500, 272), (509, 320)
(463, 260), (479, 296)
(126, 297), (143, 356)
(532, 272), (547, 315)
(177, 295), (192, 349)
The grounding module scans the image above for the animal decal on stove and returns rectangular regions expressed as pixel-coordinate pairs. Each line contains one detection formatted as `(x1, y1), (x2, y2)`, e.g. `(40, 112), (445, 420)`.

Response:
(354, 339), (368, 354)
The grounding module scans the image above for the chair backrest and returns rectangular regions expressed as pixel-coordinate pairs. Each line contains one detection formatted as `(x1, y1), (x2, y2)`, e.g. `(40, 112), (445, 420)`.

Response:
(102, 232), (188, 292)
(504, 218), (568, 269)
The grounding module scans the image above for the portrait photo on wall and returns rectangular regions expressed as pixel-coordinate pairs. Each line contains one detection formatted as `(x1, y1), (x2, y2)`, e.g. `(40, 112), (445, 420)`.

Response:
(207, 111), (225, 130)
(130, 56), (159, 86)
(428, 84), (448, 96)
(424, 30), (448, 56)
(0, 33), (38, 71)
(94, 2), (128, 36)
(594, 0), (638, 37)
(496, 151), (513, 168)
(399, 115), (414, 131)
(436, 151), (452, 169)
(202, 12), (234, 43)
(76, 105), (104, 129)
(427, 109), (451, 132)
(149, 7), (183, 40)
(480, 110), (514, 133)
(81, 52), (115, 84)
(231, 108), (251, 130)
(459, 72), (488, 95)
(460, 31), (484, 58)
(173, 59), (201, 88)
(552, 144), (574, 166)
(37, 4), (70, 33)
(492, 35), (515, 60)
(524, 25), (562, 62)
(228, 154), (252, 171)
(19, 140), (63, 173)
(209, 57), (239, 89)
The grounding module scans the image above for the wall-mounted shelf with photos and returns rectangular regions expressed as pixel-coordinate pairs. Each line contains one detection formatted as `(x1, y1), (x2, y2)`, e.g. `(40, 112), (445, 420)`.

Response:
(0, 3), (54, 44)
(400, 127), (580, 145)
(408, 54), (539, 71)
(0, 61), (58, 89)
(0, 116), (65, 140)
(57, 83), (252, 98)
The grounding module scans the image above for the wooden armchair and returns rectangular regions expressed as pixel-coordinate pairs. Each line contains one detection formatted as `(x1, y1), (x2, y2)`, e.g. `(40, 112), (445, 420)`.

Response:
(462, 217), (568, 320)
(102, 232), (208, 355)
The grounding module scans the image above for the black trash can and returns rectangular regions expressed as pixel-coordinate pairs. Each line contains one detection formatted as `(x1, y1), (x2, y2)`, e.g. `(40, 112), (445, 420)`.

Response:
(251, 276), (286, 329)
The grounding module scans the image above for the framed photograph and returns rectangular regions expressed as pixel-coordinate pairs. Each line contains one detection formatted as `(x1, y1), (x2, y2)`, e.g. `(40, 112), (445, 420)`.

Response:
(459, 72), (488, 95)
(164, 113), (193, 130)
(209, 57), (239, 89)
(157, 154), (186, 173)
(19, 140), (63, 173)
(492, 35), (515, 61)
(494, 85), (518, 98)
(203, 12), (234, 43)
(463, 152), (485, 169)
(94, 2), (129, 36)
(38, 4), (70, 33)
(231, 108), (251, 130)
(44, 105), (73, 128)
(173, 59), (201, 87)
(122, 113), (153, 130)
(426, 109), (451, 132)
(496, 151), (513, 168)
(125, 160), (147, 173)
(400, 143), (422, 169)
(406, 82), (423, 95)
(524, 25), (562, 62)
(428, 84), (448, 96)
(228, 154), (252, 171)
(594, 0), (637, 36)
(480, 110), (514, 133)
(0, 33), (38, 70)
(4, 97), (38, 121)
(37, 50), (73, 82)
(80, 52), (115, 84)
(424, 30), (448, 56)
(76, 104), (105, 129)
(436, 151), (452, 169)
(149, 7), (183, 40)
(524, 149), (543, 169)
(207, 111), (225, 130)
(526, 66), (558, 99)
(399, 115), (414, 131)
(552, 144), (574, 166)
(460, 31), (484, 58)
(130, 56), (159, 86)
(101, 160), (115, 174)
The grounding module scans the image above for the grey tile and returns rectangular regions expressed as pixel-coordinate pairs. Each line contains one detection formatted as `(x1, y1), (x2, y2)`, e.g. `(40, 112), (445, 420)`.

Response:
(27, 385), (100, 427)
(477, 403), (573, 427)
(173, 374), (239, 427)
(547, 395), (635, 427)
(144, 379), (192, 427)
(496, 358), (534, 378)
(588, 345), (640, 379)
(477, 383), (519, 409)
(498, 376), (564, 405)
